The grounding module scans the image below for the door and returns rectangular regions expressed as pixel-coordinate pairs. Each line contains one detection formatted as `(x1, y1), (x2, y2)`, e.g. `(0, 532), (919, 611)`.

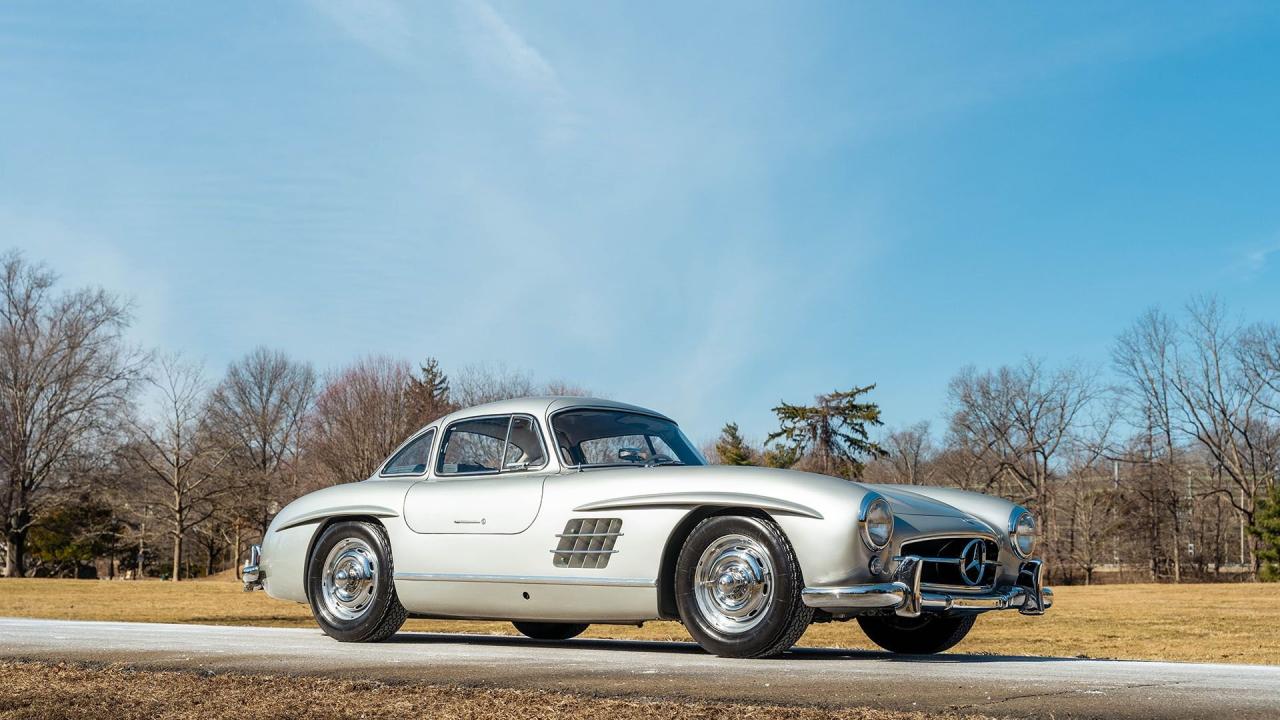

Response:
(403, 414), (547, 534)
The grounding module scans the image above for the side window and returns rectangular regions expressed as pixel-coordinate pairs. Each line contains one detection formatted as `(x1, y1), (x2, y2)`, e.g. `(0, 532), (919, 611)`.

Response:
(381, 429), (435, 476)
(437, 415), (549, 476)
(504, 415), (547, 469)
(439, 416), (508, 474)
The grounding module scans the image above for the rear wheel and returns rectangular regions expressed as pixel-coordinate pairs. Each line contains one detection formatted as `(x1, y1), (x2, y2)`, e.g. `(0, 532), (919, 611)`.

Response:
(306, 520), (407, 642)
(512, 621), (589, 641)
(857, 613), (975, 654)
(675, 515), (812, 658)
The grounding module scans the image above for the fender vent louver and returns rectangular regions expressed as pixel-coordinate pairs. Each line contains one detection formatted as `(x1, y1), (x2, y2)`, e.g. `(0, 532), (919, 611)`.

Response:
(552, 518), (623, 569)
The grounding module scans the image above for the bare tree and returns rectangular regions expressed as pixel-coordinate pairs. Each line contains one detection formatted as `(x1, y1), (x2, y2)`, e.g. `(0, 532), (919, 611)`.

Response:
(1059, 466), (1117, 585)
(307, 356), (419, 485)
(0, 252), (147, 576)
(543, 380), (593, 398)
(206, 347), (316, 539)
(452, 363), (537, 407)
(946, 358), (1104, 558)
(880, 422), (936, 485)
(450, 363), (592, 408)
(1166, 299), (1274, 575)
(124, 354), (226, 581)
(1114, 308), (1190, 581)
(1239, 321), (1280, 419)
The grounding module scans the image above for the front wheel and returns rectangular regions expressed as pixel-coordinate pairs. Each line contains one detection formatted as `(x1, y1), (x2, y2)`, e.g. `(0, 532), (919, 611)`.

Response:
(512, 621), (589, 641)
(675, 515), (812, 658)
(306, 520), (407, 642)
(857, 613), (975, 654)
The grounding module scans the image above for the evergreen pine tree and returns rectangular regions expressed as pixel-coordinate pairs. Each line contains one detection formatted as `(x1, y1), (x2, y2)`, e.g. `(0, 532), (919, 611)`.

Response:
(714, 422), (757, 465)
(1250, 484), (1280, 581)
(761, 443), (801, 469)
(766, 385), (888, 479)
(405, 357), (454, 426)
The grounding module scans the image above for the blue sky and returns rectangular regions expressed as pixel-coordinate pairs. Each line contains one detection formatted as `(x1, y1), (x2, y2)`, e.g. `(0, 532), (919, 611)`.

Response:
(3, 2), (1279, 444)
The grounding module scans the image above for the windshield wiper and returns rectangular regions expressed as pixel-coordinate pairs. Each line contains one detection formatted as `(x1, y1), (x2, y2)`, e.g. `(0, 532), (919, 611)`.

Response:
(646, 460), (685, 467)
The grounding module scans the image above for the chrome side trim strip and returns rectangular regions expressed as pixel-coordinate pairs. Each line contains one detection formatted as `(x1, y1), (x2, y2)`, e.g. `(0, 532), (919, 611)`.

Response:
(394, 572), (655, 588)
(574, 491), (823, 520)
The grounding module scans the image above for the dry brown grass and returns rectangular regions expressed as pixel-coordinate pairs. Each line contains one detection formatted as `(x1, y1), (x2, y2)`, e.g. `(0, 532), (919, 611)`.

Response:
(0, 660), (990, 720)
(2, 578), (1277, 664)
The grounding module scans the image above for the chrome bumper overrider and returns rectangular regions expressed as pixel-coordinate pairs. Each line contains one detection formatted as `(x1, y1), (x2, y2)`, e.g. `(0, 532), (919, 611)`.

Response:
(801, 557), (1052, 618)
(242, 544), (263, 592)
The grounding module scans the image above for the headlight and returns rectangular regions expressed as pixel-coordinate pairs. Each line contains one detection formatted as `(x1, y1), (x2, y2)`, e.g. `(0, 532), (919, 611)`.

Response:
(1010, 508), (1038, 558)
(860, 495), (894, 550)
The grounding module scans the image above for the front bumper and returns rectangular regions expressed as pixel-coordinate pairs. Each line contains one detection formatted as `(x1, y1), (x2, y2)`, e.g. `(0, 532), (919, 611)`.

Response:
(801, 557), (1052, 618)
(242, 544), (263, 592)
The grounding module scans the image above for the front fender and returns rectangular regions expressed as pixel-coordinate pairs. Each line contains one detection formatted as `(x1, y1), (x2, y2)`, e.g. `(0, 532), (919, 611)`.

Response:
(260, 480), (417, 603)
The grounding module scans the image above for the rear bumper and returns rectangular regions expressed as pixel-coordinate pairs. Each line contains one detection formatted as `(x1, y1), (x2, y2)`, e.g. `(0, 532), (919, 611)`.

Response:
(801, 557), (1052, 618)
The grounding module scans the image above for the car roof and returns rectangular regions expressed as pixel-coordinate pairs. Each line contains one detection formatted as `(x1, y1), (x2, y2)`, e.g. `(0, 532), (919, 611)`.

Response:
(432, 396), (674, 430)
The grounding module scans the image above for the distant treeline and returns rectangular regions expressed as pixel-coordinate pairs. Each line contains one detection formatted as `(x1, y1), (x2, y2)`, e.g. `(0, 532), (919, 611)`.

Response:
(2, 249), (1277, 583)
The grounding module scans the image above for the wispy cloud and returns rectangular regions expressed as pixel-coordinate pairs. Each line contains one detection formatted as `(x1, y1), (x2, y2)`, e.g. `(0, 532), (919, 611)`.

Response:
(455, 0), (579, 144)
(308, 0), (578, 145)
(1244, 242), (1280, 274)
(307, 0), (414, 65)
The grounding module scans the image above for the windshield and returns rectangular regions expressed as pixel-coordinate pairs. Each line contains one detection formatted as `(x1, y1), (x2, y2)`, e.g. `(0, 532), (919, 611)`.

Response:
(551, 409), (706, 468)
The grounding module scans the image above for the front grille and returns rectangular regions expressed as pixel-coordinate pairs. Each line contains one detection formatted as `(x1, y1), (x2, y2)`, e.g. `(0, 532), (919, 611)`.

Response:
(900, 536), (999, 589)
(552, 518), (623, 569)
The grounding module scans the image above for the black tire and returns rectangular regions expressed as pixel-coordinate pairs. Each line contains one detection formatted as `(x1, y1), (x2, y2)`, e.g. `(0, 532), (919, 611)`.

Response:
(675, 515), (812, 658)
(512, 621), (589, 641)
(306, 520), (407, 643)
(857, 613), (976, 654)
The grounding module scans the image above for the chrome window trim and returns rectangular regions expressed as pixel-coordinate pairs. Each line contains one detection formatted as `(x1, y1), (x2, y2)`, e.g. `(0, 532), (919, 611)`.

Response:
(378, 428), (438, 478)
(393, 572), (655, 588)
(434, 413), (550, 478)
(547, 406), (704, 469)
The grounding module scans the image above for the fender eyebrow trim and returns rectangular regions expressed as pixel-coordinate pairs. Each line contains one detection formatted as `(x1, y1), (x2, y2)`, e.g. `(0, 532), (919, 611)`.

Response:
(275, 505), (400, 531)
(573, 491), (824, 520)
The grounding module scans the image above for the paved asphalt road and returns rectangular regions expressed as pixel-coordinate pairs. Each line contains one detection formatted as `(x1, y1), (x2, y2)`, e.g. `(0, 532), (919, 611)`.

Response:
(2, 617), (1278, 719)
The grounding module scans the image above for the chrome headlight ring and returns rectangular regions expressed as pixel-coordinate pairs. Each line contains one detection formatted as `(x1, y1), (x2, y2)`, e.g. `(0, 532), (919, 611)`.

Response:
(858, 493), (894, 551)
(1009, 507), (1038, 559)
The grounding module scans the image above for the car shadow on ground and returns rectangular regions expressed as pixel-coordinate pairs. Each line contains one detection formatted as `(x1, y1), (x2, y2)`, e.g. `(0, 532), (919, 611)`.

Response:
(385, 631), (1083, 664)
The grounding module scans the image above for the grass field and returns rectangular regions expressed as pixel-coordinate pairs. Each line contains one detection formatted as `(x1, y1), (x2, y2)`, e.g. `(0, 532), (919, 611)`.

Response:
(1, 578), (1277, 665)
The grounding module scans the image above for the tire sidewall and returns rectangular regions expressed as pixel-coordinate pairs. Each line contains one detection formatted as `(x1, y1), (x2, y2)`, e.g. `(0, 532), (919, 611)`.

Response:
(306, 520), (397, 642)
(675, 515), (805, 657)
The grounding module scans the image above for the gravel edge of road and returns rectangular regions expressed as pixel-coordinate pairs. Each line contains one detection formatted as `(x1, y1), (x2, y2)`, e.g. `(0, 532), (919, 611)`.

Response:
(0, 659), (993, 720)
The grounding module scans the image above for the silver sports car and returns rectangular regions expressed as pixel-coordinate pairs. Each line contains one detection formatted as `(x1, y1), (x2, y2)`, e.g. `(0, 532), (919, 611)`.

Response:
(244, 396), (1051, 658)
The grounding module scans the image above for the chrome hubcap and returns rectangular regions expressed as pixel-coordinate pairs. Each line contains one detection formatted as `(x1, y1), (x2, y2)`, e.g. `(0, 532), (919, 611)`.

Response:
(693, 533), (774, 634)
(321, 538), (378, 621)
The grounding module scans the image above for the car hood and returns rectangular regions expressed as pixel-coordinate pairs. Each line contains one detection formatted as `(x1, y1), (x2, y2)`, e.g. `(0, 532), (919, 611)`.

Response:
(861, 484), (972, 518)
